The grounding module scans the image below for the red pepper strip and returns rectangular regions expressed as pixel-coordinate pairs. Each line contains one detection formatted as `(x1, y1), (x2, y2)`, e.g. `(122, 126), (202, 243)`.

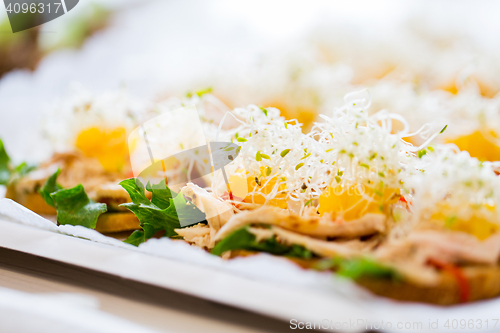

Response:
(398, 195), (412, 211)
(161, 160), (169, 185)
(220, 191), (243, 204)
(428, 258), (470, 303)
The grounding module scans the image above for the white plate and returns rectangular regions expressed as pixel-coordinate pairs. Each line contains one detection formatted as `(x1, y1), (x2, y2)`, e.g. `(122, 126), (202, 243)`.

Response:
(1, 199), (500, 333)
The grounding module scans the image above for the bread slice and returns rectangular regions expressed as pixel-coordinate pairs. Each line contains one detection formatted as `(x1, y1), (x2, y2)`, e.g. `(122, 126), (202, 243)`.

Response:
(6, 184), (140, 233)
(226, 248), (500, 305)
(95, 212), (140, 233)
(6, 185), (57, 215)
(357, 266), (500, 305)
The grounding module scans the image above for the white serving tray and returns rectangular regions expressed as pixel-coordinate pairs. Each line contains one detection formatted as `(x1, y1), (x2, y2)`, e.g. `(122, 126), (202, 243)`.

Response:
(1, 199), (499, 333)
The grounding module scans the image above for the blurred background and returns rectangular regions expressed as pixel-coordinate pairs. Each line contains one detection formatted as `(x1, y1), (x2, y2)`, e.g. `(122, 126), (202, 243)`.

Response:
(1, 0), (500, 162)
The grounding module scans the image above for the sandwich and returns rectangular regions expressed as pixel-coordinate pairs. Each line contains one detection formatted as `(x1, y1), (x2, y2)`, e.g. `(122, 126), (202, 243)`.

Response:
(5, 87), (500, 306)
(3, 88), (145, 233)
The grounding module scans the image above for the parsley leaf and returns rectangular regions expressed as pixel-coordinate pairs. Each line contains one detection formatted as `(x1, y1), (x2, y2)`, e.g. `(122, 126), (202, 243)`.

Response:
(119, 178), (206, 240)
(39, 169), (107, 228)
(0, 138), (11, 185)
(0, 138), (37, 185)
(51, 185), (107, 228)
(10, 162), (37, 182)
(146, 179), (174, 209)
(211, 226), (313, 259)
(124, 230), (146, 246)
(39, 168), (63, 207)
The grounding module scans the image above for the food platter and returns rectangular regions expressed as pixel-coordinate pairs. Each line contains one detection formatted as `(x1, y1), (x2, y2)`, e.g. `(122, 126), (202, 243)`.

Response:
(1, 199), (500, 333)
(3, 2), (500, 332)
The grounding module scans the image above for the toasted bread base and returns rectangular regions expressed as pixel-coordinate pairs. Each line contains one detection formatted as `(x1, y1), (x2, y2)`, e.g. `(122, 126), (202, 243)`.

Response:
(6, 186), (57, 215)
(357, 266), (500, 305)
(95, 212), (140, 233)
(227, 249), (500, 305)
(6, 186), (140, 233)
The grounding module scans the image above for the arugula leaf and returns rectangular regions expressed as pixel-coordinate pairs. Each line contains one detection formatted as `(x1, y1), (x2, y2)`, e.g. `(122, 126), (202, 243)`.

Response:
(39, 169), (107, 228)
(119, 178), (206, 240)
(39, 168), (63, 207)
(0, 138), (11, 185)
(50, 185), (107, 228)
(124, 230), (146, 246)
(211, 226), (313, 259)
(314, 257), (399, 280)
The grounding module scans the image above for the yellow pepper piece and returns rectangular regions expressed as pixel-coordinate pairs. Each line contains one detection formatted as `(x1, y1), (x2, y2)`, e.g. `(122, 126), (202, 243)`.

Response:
(228, 167), (287, 209)
(318, 184), (399, 221)
(430, 204), (499, 240)
(446, 130), (500, 162)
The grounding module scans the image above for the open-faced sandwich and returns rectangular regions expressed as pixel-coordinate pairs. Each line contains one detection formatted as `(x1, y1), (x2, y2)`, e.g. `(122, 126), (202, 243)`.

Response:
(3, 86), (236, 234)
(4, 87), (500, 306)
(4, 88), (146, 233)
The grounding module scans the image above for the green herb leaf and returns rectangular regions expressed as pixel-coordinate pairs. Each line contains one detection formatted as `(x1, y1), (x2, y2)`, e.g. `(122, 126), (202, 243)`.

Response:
(119, 178), (151, 206)
(0, 138), (11, 185)
(120, 178), (206, 239)
(39, 168), (63, 208)
(287, 244), (313, 259)
(11, 162), (37, 180)
(314, 257), (398, 280)
(38, 169), (106, 228)
(124, 230), (146, 246)
(51, 184), (107, 228)
(211, 226), (313, 259)
(146, 179), (175, 209)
